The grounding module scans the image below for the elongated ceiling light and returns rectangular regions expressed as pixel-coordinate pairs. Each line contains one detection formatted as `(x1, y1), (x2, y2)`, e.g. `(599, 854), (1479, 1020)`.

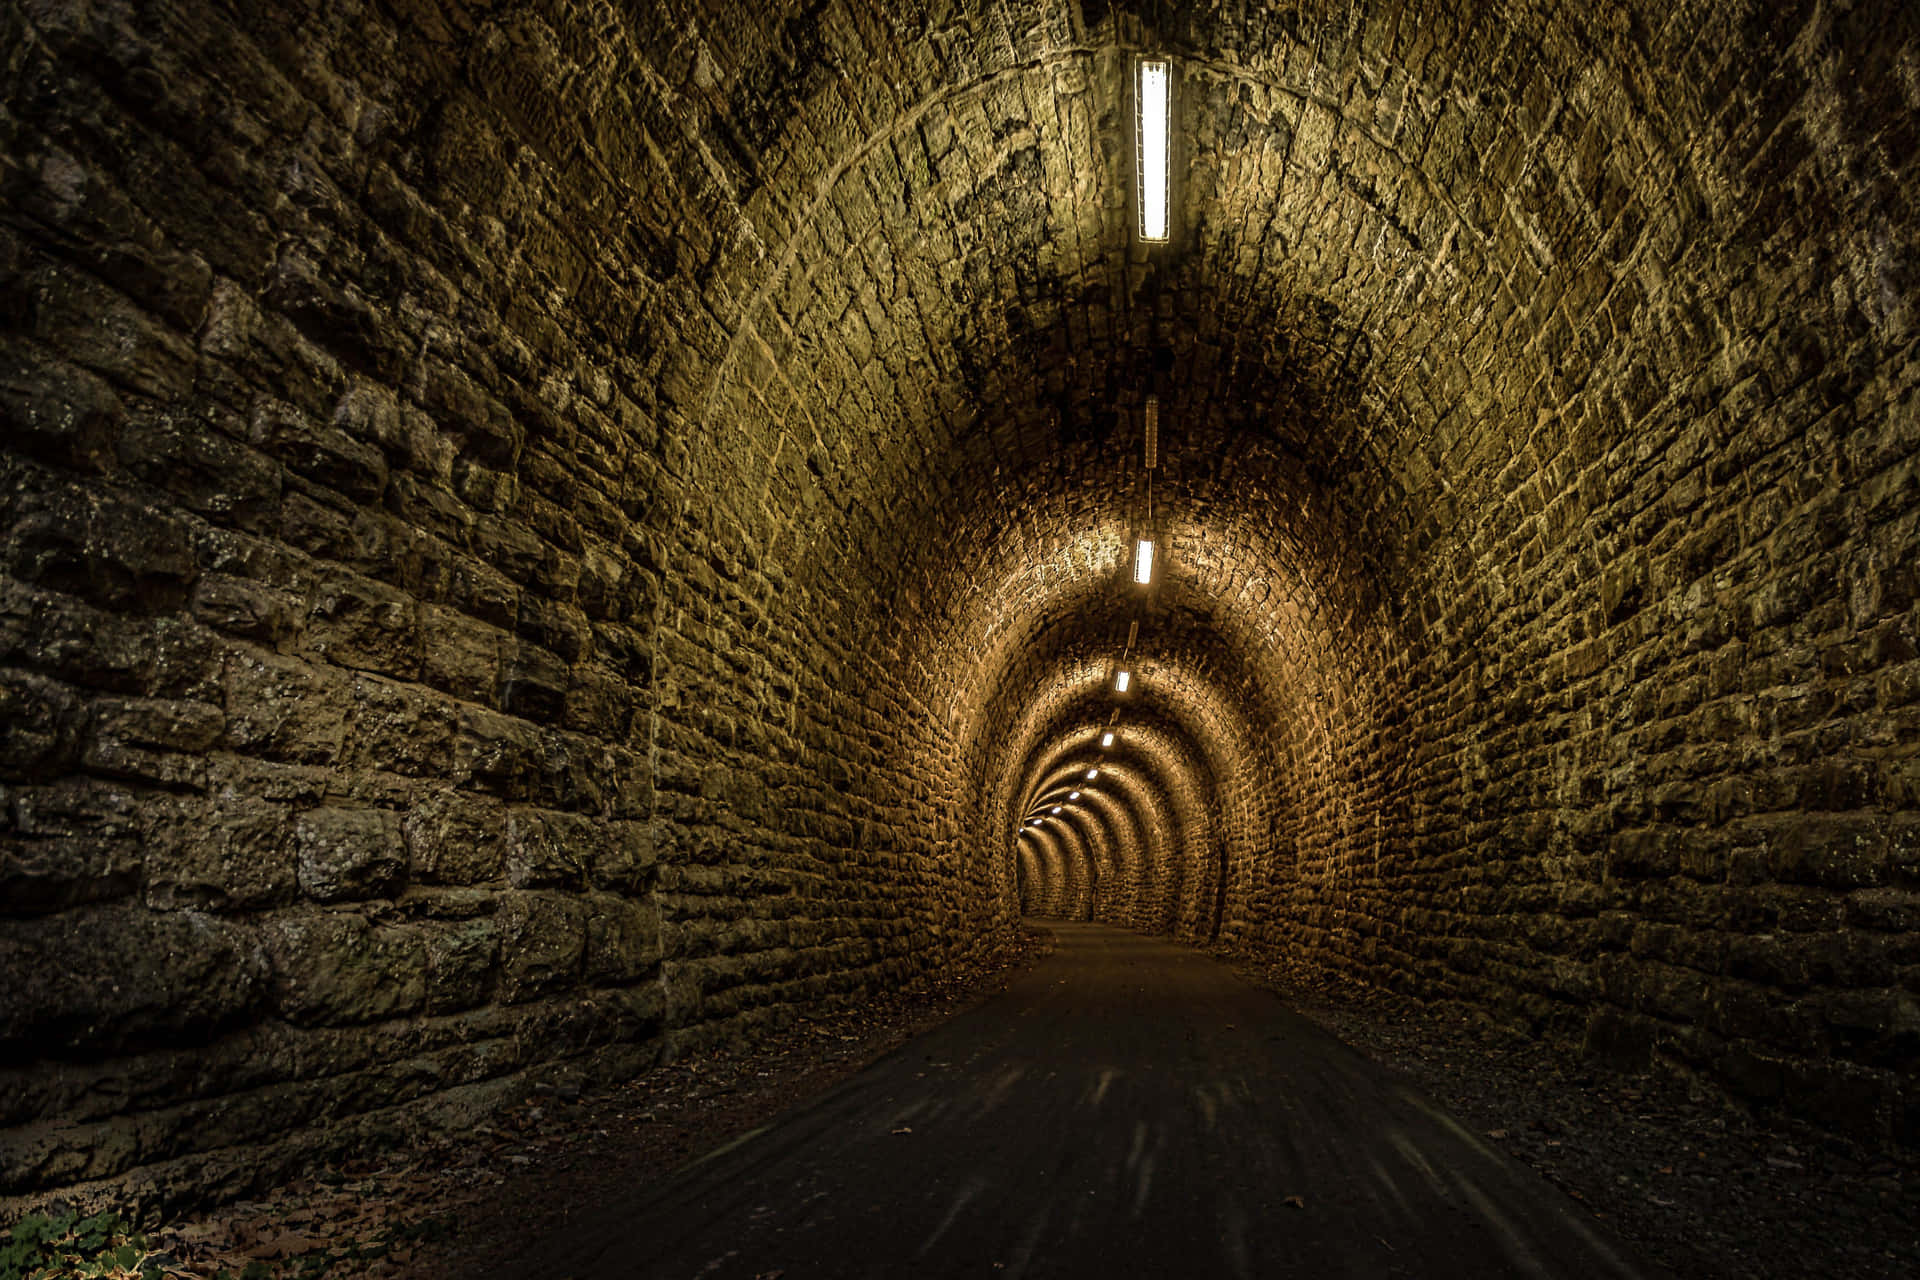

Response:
(1134, 538), (1155, 584)
(1115, 669), (1131, 693)
(1087, 768), (1099, 780)
(1070, 790), (1081, 800)
(1137, 59), (1171, 242)
(1052, 805), (1063, 814)
(1101, 731), (1115, 748)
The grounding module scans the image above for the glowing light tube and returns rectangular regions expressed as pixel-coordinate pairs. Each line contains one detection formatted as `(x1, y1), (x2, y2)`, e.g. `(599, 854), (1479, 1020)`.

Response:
(1115, 669), (1131, 693)
(1101, 732), (1115, 748)
(1134, 539), (1155, 584)
(1137, 59), (1171, 242)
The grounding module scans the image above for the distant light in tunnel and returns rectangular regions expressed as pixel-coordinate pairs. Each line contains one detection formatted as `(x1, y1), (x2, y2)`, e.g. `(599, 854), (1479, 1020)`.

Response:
(1101, 731), (1115, 748)
(1051, 805), (1062, 814)
(1070, 791), (1081, 800)
(1087, 768), (1099, 780)
(1115, 669), (1131, 693)
(1136, 59), (1171, 242)
(1133, 539), (1154, 584)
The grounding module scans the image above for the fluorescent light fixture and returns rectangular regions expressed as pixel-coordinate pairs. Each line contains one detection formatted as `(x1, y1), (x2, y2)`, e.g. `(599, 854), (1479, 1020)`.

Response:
(1087, 768), (1099, 780)
(1070, 791), (1081, 800)
(1115, 669), (1131, 693)
(1134, 539), (1154, 584)
(1052, 805), (1062, 814)
(1101, 731), (1115, 748)
(1137, 59), (1171, 242)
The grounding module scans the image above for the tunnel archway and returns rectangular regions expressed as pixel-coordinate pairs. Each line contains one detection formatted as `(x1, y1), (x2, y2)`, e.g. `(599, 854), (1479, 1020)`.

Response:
(1, 0), (1916, 1213)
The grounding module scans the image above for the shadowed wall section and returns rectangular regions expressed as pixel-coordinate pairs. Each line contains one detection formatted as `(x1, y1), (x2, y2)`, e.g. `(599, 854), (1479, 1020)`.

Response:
(1, 0), (1915, 1211)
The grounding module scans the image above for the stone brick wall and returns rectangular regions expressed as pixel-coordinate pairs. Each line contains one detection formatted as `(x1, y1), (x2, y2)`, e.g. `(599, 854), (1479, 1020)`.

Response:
(2, 0), (1916, 1212)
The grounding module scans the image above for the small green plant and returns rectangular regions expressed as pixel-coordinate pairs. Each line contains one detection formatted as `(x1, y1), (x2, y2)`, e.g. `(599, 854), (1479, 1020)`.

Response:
(0, 1211), (163, 1280)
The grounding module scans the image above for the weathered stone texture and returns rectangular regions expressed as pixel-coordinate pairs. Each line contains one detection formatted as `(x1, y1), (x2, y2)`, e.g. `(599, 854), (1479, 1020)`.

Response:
(2, 0), (1918, 1213)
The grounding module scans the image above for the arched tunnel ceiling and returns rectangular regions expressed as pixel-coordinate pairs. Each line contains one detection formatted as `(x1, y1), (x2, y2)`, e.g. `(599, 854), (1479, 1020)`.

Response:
(533, 0), (1915, 925)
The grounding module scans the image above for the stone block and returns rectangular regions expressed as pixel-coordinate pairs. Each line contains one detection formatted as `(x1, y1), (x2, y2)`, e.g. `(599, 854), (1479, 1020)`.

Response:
(403, 789), (506, 885)
(500, 642), (569, 721)
(417, 358), (522, 468)
(251, 398), (390, 505)
(1766, 817), (1888, 888)
(591, 820), (657, 892)
(221, 651), (348, 763)
(585, 893), (663, 984)
(495, 890), (586, 1002)
(307, 571), (421, 679)
(25, 262), (196, 400)
(345, 673), (458, 775)
(201, 279), (345, 417)
(454, 705), (541, 798)
(0, 831), (141, 914)
(423, 917), (500, 1014)
(82, 695), (224, 788)
(0, 669), (83, 778)
(0, 343), (122, 473)
(505, 806), (593, 889)
(420, 605), (507, 703)
(0, 905), (266, 1052)
(295, 806), (406, 903)
(117, 409), (283, 531)
(4, 486), (197, 614)
(262, 911), (426, 1026)
(563, 665), (636, 737)
(265, 251), (406, 382)
(191, 573), (302, 645)
(145, 790), (294, 911)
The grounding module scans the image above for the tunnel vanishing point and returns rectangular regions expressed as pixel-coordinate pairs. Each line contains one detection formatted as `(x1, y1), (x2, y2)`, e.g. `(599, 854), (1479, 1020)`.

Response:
(1, 0), (1917, 1214)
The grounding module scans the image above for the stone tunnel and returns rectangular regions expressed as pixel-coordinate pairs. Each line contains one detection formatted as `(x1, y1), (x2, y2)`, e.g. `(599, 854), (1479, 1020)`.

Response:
(1, 0), (1917, 1225)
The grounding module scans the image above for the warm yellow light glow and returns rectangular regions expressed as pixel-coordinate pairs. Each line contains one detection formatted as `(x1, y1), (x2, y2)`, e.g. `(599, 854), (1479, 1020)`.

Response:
(1115, 669), (1131, 692)
(1101, 731), (1115, 747)
(1134, 539), (1154, 584)
(1137, 60), (1171, 242)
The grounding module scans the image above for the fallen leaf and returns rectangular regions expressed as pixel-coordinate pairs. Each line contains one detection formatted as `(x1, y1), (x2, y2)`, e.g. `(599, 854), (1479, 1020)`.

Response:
(1283, 1195), (1306, 1210)
(1487, 1129), (1509, 1140)
(890, 1127), (912, 1135)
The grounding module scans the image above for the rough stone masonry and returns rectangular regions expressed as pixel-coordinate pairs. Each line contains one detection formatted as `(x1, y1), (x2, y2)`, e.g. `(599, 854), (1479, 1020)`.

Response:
(1, 0), (1916, 1212)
